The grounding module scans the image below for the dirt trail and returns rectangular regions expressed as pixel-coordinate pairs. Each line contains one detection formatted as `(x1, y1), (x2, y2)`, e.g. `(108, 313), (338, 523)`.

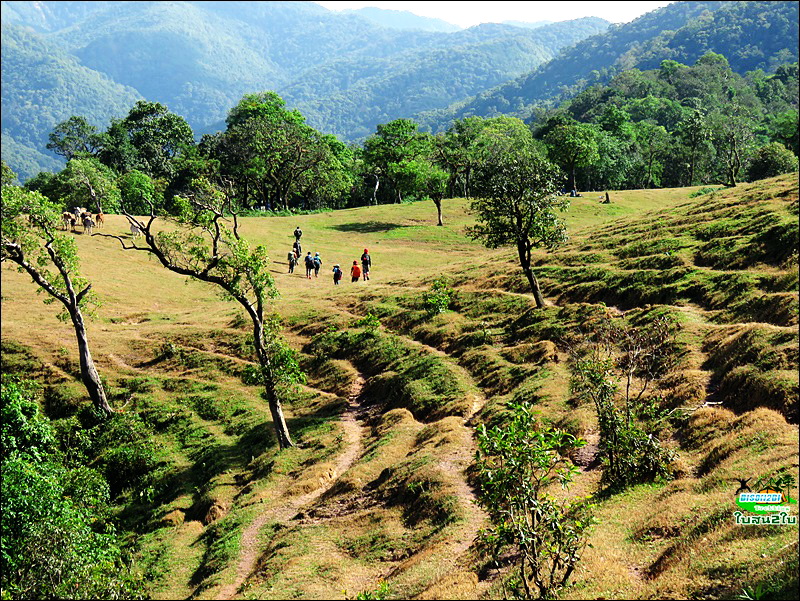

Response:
(215, 373), (366, 600)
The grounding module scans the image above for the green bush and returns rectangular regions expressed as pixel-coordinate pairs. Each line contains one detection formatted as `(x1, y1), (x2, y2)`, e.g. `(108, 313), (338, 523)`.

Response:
(1, 379), (144, 599)
(422, 276), (454, 315)
(475, 402), (596, 600)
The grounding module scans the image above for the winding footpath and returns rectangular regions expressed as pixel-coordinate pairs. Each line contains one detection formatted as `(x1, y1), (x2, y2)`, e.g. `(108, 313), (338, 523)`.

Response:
(216, 373), (367, 600)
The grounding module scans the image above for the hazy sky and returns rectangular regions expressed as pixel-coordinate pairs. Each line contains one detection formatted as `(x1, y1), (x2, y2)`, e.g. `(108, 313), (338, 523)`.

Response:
(314, 1), (676, 28)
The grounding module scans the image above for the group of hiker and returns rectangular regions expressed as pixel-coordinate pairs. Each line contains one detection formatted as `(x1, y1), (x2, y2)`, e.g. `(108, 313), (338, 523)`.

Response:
(286, 226), (372, 285)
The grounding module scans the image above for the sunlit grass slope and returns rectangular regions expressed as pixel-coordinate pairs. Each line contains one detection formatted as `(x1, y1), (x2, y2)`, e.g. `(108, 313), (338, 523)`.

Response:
(1, 176), (797, 600)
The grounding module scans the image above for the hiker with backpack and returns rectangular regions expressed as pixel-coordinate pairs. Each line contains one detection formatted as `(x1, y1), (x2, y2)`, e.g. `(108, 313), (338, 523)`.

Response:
(332, 264), (343, 285)
(350, 261), (361, 283)
(293, 239), (302, 258)
(294, 226), (303, 242)
(287, 250), (296, 273)
(304, 252), (314, 279)
(360, 248), (371, 281)
(313, 252), (322, 278)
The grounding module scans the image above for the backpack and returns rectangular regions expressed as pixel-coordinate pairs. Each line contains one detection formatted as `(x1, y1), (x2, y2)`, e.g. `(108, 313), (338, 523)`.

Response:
(305, 255), (314, 267)
(334, 267), (342, 281)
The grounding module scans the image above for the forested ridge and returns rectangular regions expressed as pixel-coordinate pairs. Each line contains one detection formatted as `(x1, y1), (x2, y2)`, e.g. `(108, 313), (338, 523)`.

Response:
(3, 0), (798, 183)
(417, 1), (799, 129)
(1, 0), (608, 181)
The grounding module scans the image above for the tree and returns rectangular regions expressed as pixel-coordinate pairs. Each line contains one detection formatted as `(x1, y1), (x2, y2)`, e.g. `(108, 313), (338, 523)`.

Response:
(468, 119), (568, 309)
(475, 402), (596, 600)
(217, 93), (345, 211)
(1, 182), (113, 417)
(747, 142), (799, 181)
(57, 158), (121, 214)
(103, 178), (300, 449)
(708, 104), (756, 187)
(631, 121), (671, 189)
(118, 170), (158, 216)
(361, 119), (432, 204)
(388, 158), (448, 224)
(436, 117), (491, 199)
(676, 109), (711, 186)
(120, 101), (194, 181)
(544, 124), (600, 192)
(46, 116), (101, 161)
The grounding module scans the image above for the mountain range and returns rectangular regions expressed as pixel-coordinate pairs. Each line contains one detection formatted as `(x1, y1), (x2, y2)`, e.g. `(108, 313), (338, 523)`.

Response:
(1, 0), (797, 182)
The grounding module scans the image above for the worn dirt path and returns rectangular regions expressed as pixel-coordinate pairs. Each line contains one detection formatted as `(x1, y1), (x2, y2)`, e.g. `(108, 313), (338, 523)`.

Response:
(215, 373), (366, 600)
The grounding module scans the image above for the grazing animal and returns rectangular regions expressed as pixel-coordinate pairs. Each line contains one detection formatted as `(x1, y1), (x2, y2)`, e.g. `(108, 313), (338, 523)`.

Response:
(82, 214), (95, 235)
(62, 212), (77, 231)
(130, 223), (142, 238)
(94, 212), (104, 228)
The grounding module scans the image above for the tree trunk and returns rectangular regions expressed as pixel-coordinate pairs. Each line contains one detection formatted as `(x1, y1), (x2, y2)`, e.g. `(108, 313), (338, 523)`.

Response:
(523, 267), (546, 309)
(433, 199), (443, 226)
(253, 320), (295, 449)
(264, 383), (293, 449)
(517, 241), (545, 308)
(372, 174), (380, 206)
(70, 309), (113, 416)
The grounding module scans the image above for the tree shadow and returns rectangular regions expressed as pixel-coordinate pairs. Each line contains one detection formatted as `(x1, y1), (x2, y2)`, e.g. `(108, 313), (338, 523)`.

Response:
(329, 221), (407, 233)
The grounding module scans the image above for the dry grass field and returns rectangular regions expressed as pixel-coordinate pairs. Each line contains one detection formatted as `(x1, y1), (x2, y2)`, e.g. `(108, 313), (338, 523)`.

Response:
(2, 175), (797, 600)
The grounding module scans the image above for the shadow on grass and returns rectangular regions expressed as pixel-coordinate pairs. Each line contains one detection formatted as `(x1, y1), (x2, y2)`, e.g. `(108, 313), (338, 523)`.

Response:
(329, 221), (407, 233)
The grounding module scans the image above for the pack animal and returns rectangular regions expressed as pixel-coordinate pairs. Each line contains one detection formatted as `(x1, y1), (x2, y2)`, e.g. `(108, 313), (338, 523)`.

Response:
(62, 212), (77, 231)
(130, 223), (142, 238)
(94, 212), (104, 228)
(82, 214), (95, 235)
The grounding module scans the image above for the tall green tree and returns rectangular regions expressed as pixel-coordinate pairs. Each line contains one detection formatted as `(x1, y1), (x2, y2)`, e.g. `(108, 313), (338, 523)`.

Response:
(217, 92), (346, 211)
(361, 118), (432, 204)
(708, 104), (756, 186)
(104, 178), (301, 449)
(468, 118), (568, 309)
(544, 124), (600, 192)
(676, 109), (711, 186)
(46, 116), (101, 161)
(57, 157), (121, 214)
(1, 180), (113, 417)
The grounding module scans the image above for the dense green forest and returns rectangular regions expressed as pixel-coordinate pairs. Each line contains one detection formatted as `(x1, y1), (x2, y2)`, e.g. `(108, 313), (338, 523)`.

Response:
(17, 48), (798, 216)
(1, 0), (609, 181)
(5, 1), (798, 184)
(417, 1), (799, 131)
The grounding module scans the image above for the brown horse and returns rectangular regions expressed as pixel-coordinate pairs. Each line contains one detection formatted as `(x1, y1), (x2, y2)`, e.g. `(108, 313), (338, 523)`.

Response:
(94, 212), (104, 228)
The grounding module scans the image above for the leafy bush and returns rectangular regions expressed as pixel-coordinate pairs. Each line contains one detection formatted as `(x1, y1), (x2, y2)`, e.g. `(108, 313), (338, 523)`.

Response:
(1, 379), (144, 599)
(568, 316), (677, 490)
(422, 276), (454, 315)
(475, 402), (596, 600)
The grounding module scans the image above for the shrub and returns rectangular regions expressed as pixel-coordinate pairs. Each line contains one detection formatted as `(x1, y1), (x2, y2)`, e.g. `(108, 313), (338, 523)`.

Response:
(747, 142), (799, 181)
(475, 402), (596, 600)
(422, 276), (454, 315)
(568, 316), (677, 490)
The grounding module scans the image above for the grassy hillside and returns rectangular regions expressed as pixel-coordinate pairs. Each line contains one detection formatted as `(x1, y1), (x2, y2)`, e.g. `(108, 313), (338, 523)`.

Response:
(1, 176), (798, 599)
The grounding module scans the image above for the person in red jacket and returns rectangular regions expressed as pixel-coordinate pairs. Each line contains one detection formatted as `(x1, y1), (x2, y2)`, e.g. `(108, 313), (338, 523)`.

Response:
(350, 260), (361, 282)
